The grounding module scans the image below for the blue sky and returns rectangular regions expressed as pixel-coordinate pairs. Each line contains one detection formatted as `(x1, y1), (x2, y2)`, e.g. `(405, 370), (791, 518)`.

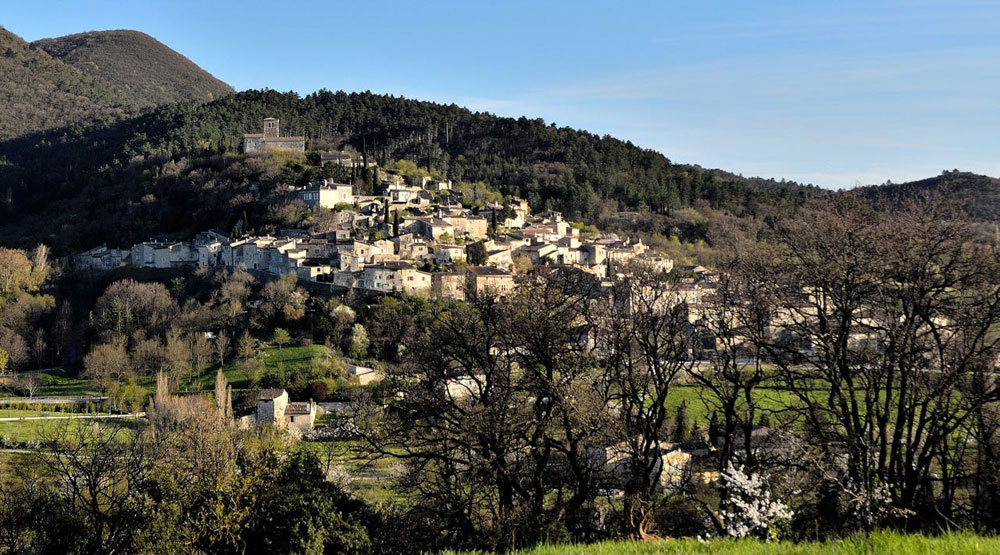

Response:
(5, 0), (999, 189)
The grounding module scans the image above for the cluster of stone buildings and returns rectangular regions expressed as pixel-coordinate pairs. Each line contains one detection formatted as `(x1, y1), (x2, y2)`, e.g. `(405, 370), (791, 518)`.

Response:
(73, 127), (678, 302)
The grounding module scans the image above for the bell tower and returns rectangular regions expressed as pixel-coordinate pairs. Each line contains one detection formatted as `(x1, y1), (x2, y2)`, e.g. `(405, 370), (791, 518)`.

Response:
(263, 117), (279, 138)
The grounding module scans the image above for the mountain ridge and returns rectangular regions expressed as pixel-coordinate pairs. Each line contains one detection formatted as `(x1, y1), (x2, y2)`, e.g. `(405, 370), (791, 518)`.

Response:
(34, 29), (234, 108)
(0, 25), (137, 140)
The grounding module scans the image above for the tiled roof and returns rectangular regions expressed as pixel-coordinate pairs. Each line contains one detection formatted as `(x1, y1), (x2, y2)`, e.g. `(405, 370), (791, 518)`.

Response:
(366, 261), (415, 270)
(258, 388), (286, 400)
(285, 402), (312, 415)
(467, 266), (510, 277)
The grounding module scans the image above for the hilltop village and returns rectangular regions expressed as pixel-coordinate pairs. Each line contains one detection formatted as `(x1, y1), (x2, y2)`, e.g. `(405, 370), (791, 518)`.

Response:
(70, 117), (691, 304)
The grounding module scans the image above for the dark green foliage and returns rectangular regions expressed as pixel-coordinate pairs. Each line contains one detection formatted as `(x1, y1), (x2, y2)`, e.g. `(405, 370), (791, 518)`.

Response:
(466, 240), (488, 266)
(672, 400), (690, 443)
(242, 450), (371, 554)
(859, 170), (1000, 222)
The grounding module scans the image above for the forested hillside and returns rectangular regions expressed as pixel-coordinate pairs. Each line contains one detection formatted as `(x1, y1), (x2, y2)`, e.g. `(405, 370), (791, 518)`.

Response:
(861, 170), (1000, 222)
(35, 30), (234, 107)
(0, 89), (822, 252)
(0, 26), (137, 140)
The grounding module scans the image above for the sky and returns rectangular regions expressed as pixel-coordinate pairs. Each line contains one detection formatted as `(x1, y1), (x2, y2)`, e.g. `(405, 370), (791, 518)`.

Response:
(5, 0), (1000, 189)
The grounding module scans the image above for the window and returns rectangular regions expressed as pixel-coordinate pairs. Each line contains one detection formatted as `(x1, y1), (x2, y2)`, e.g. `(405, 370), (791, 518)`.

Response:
(290, 416), (295, 423)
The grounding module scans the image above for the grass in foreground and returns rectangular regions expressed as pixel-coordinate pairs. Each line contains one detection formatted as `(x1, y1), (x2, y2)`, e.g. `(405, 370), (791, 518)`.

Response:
(493, 531), (1000, 554)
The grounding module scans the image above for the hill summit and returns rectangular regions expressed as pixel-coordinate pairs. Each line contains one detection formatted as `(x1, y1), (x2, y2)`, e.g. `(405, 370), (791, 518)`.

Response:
(34, 29), (234, 108)
(0, 26), (137, 140)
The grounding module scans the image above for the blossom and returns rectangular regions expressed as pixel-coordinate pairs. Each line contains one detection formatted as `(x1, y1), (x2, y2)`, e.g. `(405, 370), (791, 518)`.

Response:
(719, 463), (793, 540)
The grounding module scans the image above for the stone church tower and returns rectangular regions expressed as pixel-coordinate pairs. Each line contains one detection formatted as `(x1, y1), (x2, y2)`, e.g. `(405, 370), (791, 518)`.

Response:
(242, 117), (304, 153)
(263, 117), (279, 138)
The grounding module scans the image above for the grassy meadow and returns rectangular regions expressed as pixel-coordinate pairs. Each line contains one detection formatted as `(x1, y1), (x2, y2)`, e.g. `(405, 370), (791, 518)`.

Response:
(486, 531), (1000, 554)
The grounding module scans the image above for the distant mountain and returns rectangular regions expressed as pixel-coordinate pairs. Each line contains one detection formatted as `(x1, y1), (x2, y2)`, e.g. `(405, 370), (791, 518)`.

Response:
(0, 26), (137, 140)
(860, 171), (1000, 221)
(34, 30), (233, 108)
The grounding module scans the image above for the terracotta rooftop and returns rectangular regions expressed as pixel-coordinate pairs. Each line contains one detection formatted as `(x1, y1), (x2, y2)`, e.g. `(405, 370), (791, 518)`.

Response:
(285, 402), (312, 415)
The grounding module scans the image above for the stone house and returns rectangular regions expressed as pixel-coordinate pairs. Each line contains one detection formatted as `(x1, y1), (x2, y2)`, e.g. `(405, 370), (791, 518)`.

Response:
(399, 240), (432, 261)
(299, 180), (354, 209)
(424, 179), (452, 191)
(444, 214), (488, 239)
(256, 388), (318, 432)
(409, 217), (455, 241)
(284, 401), (318, 433)
(73, 245), (130, 271)
(358, 261), (432, 294)
(466, 266), (515, 296)
(387, 185), (423, 204)
(485, 248), (513, 269)
(435, 245), (467, 265)
(131, 241), (197, 269)
(432, 273), (466, 301)
(228, 237), (276, 270)
(516, 243), (558, 266)
(256, 388), (289, 425)
(347, 363), (382, 385)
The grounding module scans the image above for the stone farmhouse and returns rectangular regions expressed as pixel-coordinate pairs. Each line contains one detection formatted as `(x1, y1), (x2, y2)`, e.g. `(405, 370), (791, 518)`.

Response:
(256, 388), (318, 433)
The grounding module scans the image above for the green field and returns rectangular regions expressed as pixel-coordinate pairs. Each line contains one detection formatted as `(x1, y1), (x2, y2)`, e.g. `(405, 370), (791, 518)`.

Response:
(0, 415), (144, 443)
(0, 368), (101, 398)
(481, 531), (1000, 554)
(181, 344), (335, 392)
(665, 383), (802, 427)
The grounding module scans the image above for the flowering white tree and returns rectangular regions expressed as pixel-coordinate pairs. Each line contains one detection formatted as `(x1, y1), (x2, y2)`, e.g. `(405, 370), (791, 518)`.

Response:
(720, 463), (793, 540)
(841, 478), (911, 533)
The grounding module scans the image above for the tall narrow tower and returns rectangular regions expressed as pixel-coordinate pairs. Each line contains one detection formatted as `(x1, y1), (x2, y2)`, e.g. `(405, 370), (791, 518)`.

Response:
(263, 117), (279, 138)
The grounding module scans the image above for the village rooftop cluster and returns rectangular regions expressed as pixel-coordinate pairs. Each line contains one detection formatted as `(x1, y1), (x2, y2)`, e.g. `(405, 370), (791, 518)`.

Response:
(71, 118), (684, 303)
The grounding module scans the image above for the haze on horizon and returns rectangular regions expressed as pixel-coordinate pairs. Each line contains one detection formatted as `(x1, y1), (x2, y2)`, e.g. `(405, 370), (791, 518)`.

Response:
(6, 0), (999, 189)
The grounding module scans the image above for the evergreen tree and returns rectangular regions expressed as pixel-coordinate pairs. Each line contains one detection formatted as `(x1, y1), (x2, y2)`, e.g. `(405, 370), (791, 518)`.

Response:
(672, 401), (690, 443)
